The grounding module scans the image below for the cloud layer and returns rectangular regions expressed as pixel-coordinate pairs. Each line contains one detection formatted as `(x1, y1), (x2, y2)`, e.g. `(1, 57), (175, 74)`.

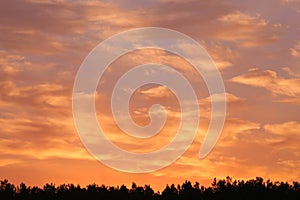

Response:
(0, 0), (299, 190)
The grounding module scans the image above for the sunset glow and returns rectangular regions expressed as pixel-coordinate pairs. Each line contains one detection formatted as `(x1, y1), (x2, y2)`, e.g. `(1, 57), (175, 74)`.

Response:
(0, 0), (300, 191)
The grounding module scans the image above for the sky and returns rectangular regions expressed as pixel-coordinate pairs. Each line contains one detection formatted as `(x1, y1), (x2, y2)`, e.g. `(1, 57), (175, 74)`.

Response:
(0, 0), (300, 191)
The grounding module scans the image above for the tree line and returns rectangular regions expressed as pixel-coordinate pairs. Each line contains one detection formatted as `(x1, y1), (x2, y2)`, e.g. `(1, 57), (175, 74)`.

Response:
(1, 177), (300, 200)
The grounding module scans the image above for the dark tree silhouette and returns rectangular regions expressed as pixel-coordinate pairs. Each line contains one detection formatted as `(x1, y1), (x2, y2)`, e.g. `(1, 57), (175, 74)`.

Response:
(0, 177), (300, 200)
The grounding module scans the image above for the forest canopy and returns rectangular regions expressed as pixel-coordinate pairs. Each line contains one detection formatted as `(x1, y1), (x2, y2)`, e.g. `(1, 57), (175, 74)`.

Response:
(1, 177), (300, 200)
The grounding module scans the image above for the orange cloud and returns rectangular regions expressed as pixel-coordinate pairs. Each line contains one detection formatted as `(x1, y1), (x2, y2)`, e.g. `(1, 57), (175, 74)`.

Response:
(0, 0), (300, 190)
(264, 121), (300, 136)
(290, 41), (300, 57)
(282, 67), (300, 77)
(139, 86), (173, 98)
(230, 68), (300, 97)
(209, 11), (282, 47)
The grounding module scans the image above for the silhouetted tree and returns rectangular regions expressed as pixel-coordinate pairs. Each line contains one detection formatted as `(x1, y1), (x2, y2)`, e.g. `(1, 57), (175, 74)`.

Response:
(0, 177), (300, 200)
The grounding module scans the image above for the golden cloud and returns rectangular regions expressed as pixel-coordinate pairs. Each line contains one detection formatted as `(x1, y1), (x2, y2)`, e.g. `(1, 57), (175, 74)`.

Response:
(230, 68), (300, 97)
(290, 41), (300, 57)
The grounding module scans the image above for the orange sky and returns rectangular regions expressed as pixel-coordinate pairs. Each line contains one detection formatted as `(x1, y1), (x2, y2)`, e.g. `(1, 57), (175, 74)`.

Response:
(0, 0), (300, 191)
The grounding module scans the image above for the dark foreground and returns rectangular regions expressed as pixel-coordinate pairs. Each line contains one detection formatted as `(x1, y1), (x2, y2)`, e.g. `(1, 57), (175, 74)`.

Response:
(1, 177), (300, 200)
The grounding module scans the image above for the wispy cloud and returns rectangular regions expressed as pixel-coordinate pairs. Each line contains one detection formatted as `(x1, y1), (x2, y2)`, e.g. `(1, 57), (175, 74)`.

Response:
(0, 0), (299, 189)
(230, 68), (300, 97)
(290, 41), (300, 57)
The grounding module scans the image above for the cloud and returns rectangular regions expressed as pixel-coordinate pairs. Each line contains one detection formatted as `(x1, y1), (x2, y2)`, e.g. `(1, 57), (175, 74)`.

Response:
(264, 121), (300, 136)
(210, 11), (282, 47)
(281, 0), (300, 3)
(0, 0), (142, 55)
(230, 68), (300, 97)
(218, 118), (261, 145)
(290, 41), (300, 57)
(276, 97), (300, 104)
(201, 41), (238, 70)
(0, 138), (91, 163)
(277, 159), (300, 168)
(139, 85), (172, 98)
(199, 92), (244, 104)
(0, 81), (70, 109)
(0, 0), (299, 189)
(140, 2), (283, 48)
(282, 67), (300, 77)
